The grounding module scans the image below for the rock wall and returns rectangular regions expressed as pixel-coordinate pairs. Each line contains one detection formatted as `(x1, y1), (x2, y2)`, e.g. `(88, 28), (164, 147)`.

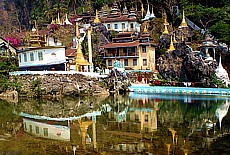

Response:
(9, 74), (109, 98)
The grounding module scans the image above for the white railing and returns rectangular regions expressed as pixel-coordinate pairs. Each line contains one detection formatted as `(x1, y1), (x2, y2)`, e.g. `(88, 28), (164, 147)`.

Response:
(9, 71), (108, 78)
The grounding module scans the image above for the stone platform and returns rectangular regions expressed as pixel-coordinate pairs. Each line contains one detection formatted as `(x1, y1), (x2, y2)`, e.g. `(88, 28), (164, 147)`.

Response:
(128, 85), (230, 96)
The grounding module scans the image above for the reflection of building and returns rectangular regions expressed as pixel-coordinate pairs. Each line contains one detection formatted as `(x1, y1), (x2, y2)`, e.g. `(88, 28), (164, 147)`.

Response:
(216, 99), (230, 129)
(20, 110), (102, 147)
(111, 142), (145, 153)
(23, 118), (70, 141)
(108, 105), (158, 133)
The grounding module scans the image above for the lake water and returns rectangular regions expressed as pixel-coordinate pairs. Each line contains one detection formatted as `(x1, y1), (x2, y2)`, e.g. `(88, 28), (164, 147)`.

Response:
(0, 93), (229, 155)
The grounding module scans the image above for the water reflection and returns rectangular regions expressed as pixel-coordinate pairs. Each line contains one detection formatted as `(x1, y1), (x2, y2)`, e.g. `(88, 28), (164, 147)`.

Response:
(0, 93), (229, 154)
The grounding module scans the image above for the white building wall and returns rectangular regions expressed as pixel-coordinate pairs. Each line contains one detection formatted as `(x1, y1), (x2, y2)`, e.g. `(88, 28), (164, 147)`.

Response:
(23, 118), (70, 141)
(102, 21), (140, 32)
(46, 36), (62, 46)
(18, 47), (66, 67)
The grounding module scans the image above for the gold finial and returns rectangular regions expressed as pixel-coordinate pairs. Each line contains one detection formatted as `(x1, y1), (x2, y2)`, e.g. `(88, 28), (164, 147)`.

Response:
(77, 36), (82, 54)
(143, 23), (148, 33)
(76, 22), (79, 37)
(57, 12), (61, 24)
(168, 35), (175, 51)
(173, 33), (177, 43)
(180, 10), (188, 27)
(163, 14), (169, 35)
(141, 3), (145, 17)
(35, 20), (39, 35)
(182, 34), (184, 42)
(94, 10), (100, 23)
(51, 18), (55, 24)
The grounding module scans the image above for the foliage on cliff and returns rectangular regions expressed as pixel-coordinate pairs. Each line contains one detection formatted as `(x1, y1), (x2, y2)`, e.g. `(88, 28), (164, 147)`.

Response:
(0, 57), (20, 92)
(0, 0), (229, 45)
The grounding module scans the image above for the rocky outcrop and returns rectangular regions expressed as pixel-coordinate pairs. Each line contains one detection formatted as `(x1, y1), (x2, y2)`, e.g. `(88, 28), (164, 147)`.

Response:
(9, 74), (109, 98)
(157, 47), (218, 82)
(0, 90), (18, 103)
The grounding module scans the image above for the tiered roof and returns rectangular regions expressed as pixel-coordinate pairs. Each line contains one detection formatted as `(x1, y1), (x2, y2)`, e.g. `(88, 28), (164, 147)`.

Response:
(100, 2), (137, 23)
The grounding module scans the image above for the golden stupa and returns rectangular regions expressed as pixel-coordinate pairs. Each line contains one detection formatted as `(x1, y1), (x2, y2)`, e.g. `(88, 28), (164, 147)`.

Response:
(173, 33), (177, 43)
(143, 23), (148, 33)
(94, 10), (100, 23)
(168, 35), (175, 51)
(163, 14), (169, 35)
(75, 36), (90, 71)
(180, 10), (188, 27)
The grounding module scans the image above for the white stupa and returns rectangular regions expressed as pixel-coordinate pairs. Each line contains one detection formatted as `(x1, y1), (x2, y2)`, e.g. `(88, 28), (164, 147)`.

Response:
(142, 4), (151, 21)
(215, 55), (229, 86)
(215, 99), (229, 129)
(150, 5), (155, 18)
(63, 14), (73, 25)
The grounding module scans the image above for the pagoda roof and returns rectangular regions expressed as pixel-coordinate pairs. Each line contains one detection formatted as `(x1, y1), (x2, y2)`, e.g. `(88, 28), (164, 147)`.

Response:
(65, 48), (77, 57)
(116, 32), (134, 36)
(100, 15), (137, 22)
(101, 40), (139, 48)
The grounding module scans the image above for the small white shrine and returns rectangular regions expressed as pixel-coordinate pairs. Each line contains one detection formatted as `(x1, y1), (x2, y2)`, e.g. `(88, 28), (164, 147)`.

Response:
(215, 55), (230, 86)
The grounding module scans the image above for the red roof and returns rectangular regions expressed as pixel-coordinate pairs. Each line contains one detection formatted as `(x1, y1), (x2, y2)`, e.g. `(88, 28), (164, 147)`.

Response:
(65, 48), (77, 57)
(100, 40), (139, 48)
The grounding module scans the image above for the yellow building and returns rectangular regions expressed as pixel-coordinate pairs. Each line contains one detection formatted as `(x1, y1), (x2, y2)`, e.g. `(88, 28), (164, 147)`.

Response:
(100, 29), (156, 71)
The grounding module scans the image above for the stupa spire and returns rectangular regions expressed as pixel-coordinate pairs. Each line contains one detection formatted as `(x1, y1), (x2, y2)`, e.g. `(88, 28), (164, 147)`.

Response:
(163, 14), (169, 35)
(173, 33), (177, 43)
(143, 23), (148, 33)
(64, 14), (72, 25)
(57, 12), (61, 24)
(143, 4), (151, 20)
(150, 5), (155, 18)
(94, 10), (100, 23)
(180, 10), (188, 27)
(75, 22), (79, 37)
(141, 3), (145, 17)
(168, 35), (175, 51)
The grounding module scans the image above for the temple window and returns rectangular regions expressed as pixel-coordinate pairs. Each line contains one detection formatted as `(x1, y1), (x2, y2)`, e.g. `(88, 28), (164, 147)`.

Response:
(142, 46), (146, 53)
(35, 126), (39, 134)
(126, 113), (130, 121)
(127, 48), (132, 54)
(43, 128), (48, 137)
(122, 23), (125, 29)
(30, 52), (34, 61)
(29, 125), (32, 132)
(144, 127), (149, 133)
(114, 24), (118, 29)
(24, 123), (27, 131)
(23, 53), (27, 62)
(124, 59), (128, 66)
(38, 51), (43, 61)
(108, 60), (112, 66)
(143, 59), (147, 66)
(130, 23), (134, 29)
(135, 114), (139, 121)
(110, 112), (114, 119)
(107, 24), (110, 29)
(133, 59), (137, 66)
(145, 115), (148, 122)
(18, 54), (21, 63)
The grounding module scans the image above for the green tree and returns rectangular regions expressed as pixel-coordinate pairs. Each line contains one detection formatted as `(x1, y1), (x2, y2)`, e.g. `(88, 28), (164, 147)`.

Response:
(210, 20), (230, 50)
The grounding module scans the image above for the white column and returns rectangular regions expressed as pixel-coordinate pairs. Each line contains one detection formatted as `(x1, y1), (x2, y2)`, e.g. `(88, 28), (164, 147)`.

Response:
(88, 28), (94, 72)
(92, 116), (97, 149)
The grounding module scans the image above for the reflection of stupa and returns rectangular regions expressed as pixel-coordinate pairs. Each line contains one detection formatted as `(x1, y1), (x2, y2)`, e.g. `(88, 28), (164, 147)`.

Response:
(215, 55), (230, 86)
(215, 99), (230, 129)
